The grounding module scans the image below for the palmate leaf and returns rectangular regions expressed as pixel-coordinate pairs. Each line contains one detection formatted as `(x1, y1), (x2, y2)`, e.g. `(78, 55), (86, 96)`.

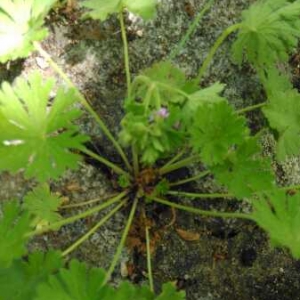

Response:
(232, 0), (300, 68)
(0, 73), (89, 182)
(190, 101), (249, 165)
(35, 260), (185, 300)
(252, 190), (300, 258)
(212, 137), (275, 198)
(134, 61), (188, 109)
(0, 201), (31, 268)
(182, 82), (226, 122)
(0, 0), (57, 63)
(23, 183), (62, 228)
(262, 86), (300, 161)
(260, 67), (293, 98)
(0, 251), (63, 300)
(81, 0), (157, 21)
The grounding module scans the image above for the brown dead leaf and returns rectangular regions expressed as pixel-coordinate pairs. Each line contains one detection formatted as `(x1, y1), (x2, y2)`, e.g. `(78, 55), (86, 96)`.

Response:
(176, 228), (200, 241)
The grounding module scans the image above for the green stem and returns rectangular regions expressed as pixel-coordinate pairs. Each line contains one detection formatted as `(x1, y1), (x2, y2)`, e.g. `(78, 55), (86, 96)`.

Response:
(27, 191), (127, 237)
(62, 200), (126, 257)
(60, 194), (118, 209)
(160, 149), (186, 170)
(119, 11), (131, 97)
(33, 42), (132, 172)
(237, 102), (267, 114)
(280, 184), (300, 192)
(167, 190), (235, 199)
(195, 23), (242, 83)
(132, 145), (139, 177)
(145, 225), (154, 292)
(169, 170), (210, 187)
(134, 75), (189, 99)
(103, 197), (139, 285)
(151, 196), (253, 220)
(81, 147), (130, 177)
(156, 81), (190, 98)
(159, 155), (199, 175)
(168, 0), (215, 60)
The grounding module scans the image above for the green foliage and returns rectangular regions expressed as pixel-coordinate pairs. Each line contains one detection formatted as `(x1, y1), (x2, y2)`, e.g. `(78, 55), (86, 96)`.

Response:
(212, 137), (275, 198)
(0, 251), (63, 300)
(23, 183), (62, 228)
(190, 101), (249, 165)
(260, 67), (293, 98)
(261, 70), (300, 160)
(35, 260), (185, 300)
(232, 0), (300, 68)
(81, 0), (157, 21)
(2, 0), (300, 296)
(133, 61), (188, 108)
(0, 72), (89, 181)
(118, 174), (131, 188)
(120, 103), (183, 165)
(156, 283), (185, 300)
(182, 82), (226, 121)
(152, 179), (170, 196)
(0, 201), (31, 268)
(252, 190), (300, 258)
(0, 0), (57, 63)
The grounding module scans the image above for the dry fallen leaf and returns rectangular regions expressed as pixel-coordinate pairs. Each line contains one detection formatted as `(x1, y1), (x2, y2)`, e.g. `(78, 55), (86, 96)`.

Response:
(176, 228), (200, 241)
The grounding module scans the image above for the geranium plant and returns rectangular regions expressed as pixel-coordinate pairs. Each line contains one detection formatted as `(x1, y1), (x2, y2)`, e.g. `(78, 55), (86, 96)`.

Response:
(1, 0), (300, 298)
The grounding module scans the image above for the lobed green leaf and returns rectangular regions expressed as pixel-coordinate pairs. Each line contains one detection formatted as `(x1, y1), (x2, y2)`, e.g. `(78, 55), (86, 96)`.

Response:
(23, 183), (63, 228)
(212, 137), (275, 198)
(253, 190), (300, 258)
(0, 201), (31, 268)
(81, 0), (157, 21)
(232, 0), (300, 68)
(190, 101), (249, 165)
(0, 72), (89, 181)
(0, 0), (57, 63)
(262, 84), (300, 161)
(35, 259), (185, 300)
(0, 251), (63, 300)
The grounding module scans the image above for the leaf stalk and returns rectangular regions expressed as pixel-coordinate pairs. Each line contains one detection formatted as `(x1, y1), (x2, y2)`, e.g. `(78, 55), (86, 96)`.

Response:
(62, 200), (126, 257)
(151, 196), (253, 220)
(33, 42), (132, 172)
(103, 197), (139, 285)
(196, 23), (242, 83)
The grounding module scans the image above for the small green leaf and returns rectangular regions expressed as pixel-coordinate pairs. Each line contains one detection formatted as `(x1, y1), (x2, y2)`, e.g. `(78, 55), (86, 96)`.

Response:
(0, 251), (63, 300)
(81, 0), (121, 21)
(35, 260), (108, 300)
(0, 201), (31, 268)
(118, 174), (131, 188)
(260, 67), (293, 98)
(23, 184), (63, 228)
(0, 0), (57, 63)
(153, 179), (170, 196)
(134, 61), (188, 109)
(36, 259), (185, 300)
(252, 190), (300, 258)
(183, 82), (226, 121)
(156, 283), (185, 300)
(0, 73), (89, 181)
(212, 137), (275, 198)
(262, 88), (300, 160)
(232, 0), (300, 67)
(190, 101), (249, 165)
(124, 0), (157, 20)
(81, 0), (157, 21)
